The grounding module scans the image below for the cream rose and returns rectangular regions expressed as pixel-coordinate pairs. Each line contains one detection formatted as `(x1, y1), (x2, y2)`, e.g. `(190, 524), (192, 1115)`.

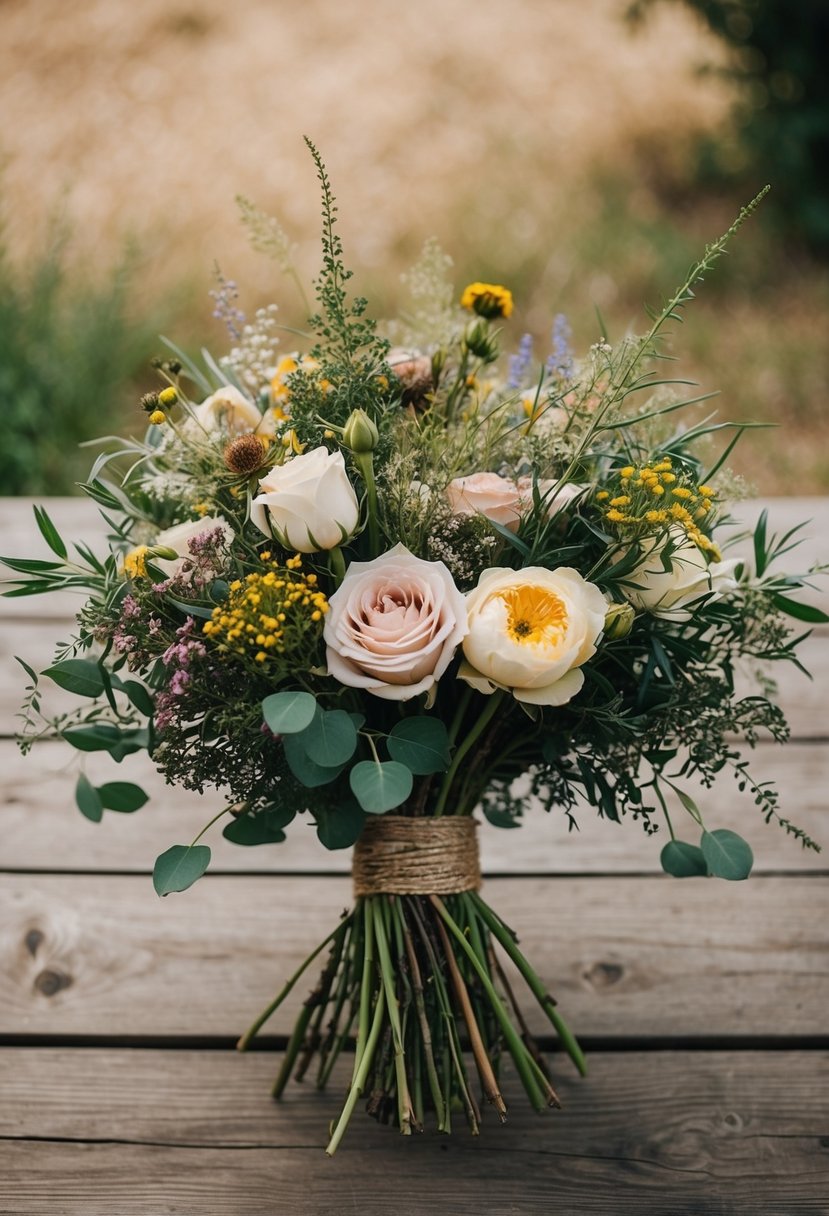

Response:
(460, 566), (607, 706)
(250, 447), (360, 553)
(193, 385), (274, 436)
(324, 543), (468, 701)
(151, 515), (234, 579)
(622, 528), (739, 621)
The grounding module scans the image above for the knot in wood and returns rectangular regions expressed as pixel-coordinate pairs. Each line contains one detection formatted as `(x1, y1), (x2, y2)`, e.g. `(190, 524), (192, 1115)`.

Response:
(352, 816), (481, 897)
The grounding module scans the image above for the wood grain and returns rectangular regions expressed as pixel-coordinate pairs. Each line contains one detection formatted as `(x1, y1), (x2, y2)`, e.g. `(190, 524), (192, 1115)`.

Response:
(2, 738), (825, 875)
(1, 873), (826, 1040)
(1, 1050), (827, 1215)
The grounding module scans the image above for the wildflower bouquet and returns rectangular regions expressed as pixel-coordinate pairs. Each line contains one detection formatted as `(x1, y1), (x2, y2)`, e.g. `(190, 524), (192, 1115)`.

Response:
(4, 145), (824, 1154)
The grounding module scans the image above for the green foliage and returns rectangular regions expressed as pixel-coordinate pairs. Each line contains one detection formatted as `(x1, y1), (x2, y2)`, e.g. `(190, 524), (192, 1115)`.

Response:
(629, 0), (829, 253)
(660, 839), (708, 877)
(350, 760), (413, 814)
(0, 205), (174, 494)
(387, 718), (451, 775)
(701, 827), (754, 879)
(223, 804), (296, 846)
(262, 690), (318, 734)
(153, 844), (212, 896)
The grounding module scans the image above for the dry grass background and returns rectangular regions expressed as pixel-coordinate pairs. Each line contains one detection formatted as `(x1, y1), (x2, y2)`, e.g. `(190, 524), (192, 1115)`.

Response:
(2, 0), (827, 491)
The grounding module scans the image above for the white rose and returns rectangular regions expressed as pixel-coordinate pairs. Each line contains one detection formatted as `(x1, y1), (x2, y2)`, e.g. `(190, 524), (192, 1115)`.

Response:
(460, 566), (607, 706)
(193, 386), (274, 436)
(623, 528), (739, 621)
(250, 446), (360, 553)
(152, 515), (234, 579)
(324, 543), (468, 702)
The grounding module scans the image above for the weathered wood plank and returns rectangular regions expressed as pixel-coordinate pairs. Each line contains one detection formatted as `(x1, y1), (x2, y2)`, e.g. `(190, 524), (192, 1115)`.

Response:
(3, 617), (826, 739)
(2, 739), (824, 875)
(0, 1050), (826, 1215)
(0, 874), (825, 1039)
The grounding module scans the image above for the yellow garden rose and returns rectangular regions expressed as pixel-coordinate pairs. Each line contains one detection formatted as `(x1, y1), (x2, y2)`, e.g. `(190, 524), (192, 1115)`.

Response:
(459, 566), (606, 706)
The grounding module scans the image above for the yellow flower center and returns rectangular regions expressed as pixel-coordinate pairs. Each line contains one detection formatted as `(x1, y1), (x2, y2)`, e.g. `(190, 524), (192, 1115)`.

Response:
(500, 585), (568, 646)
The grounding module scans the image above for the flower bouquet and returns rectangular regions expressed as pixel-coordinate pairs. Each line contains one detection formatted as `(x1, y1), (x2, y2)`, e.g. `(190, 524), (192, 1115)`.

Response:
(4, 143), (824, 1154)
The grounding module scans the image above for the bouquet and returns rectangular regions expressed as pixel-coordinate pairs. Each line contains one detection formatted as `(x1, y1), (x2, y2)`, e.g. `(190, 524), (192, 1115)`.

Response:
(4, 143), (824, 1154)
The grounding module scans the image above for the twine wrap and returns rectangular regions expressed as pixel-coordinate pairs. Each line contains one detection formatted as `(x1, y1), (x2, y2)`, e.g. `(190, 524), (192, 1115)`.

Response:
(352, 816), (481, 897)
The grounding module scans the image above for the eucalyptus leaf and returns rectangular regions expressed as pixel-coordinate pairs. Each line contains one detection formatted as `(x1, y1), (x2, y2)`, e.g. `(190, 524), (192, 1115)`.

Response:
(262, 690), (317, 735)
(387, 717), (451, 775)
(701, 829), (753, 881)
(660, 840), (708, 878)
(98, 782), (149, 813)
(223, 805), (295, 845)
(153, 844), (212, 896)
(302, 709), (358, 767)
(315, 800), (365, 850)
(282, 732), (346, 788)
(75, 773), (103, 823)
(349, 760), (413, 814)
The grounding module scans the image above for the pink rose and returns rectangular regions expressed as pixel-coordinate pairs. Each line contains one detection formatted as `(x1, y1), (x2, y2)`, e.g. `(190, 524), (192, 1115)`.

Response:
(446, 472), (585, 531)
(445, 472), (523, 530)
(324, 543), (468, 701)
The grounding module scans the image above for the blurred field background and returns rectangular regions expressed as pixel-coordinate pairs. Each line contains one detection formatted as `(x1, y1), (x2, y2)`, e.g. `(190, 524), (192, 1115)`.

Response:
(1, 0), (827, 496)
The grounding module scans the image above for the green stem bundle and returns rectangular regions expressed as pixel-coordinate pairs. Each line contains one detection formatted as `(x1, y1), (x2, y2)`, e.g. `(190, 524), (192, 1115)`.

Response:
(238, 888), (583, 1154)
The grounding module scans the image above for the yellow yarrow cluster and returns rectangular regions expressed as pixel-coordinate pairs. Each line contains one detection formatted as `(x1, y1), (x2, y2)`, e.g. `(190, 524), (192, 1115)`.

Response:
(597, 458), (720, 557)
(202, 552), (329, 666)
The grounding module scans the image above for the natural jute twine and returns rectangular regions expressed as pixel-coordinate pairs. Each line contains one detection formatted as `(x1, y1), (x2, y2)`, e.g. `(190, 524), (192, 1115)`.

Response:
(352, 816), (481, 897)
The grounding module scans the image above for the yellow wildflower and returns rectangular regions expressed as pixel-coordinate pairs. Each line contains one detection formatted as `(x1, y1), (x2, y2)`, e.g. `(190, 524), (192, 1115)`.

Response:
(460, 282), (514, 319)
(148, 410), (166, 426)
(123, 545), (149, 580)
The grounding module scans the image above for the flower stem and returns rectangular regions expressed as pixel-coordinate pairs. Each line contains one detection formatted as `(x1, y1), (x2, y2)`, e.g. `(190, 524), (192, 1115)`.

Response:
(434, 690), (505, 817)
(469, 892), (586, 1076)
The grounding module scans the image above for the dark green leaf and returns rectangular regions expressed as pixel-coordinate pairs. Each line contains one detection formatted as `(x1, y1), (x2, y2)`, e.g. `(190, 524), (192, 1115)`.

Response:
(15, 657), (39, 686)
(223, 804), (294, 845)
(349, 760), (413, 814)
(771, 594), (829, 624)
(753, 509), (768, 578)
(122, 679), (155, 717)
(63, 723), (122, 752)
(34, 505), (68, 560)
(302, 709), (358, 767)
(1, 557), (64, 574)
(387, 717), (451, 775)
(660, 840), (708, 878)
(98, 782), (149, 813)
(165, 596), (215, 620)
(282, 732), (345, 787)
(483, 805), (521, 829)
(43, 659), (105, 698)
(153, 844), (212, 895)
(701, 829), (754, 881)
(315, 800), (365, 849)
(262, 690), (317, 735)
(75, 773), (103, 823)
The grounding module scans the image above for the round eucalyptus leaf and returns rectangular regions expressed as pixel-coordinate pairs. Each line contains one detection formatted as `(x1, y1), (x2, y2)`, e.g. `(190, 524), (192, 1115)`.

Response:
(387, 717), (451, 775)
(75, 773), (103, 823)
(153, 844), (212, 896)
(701, 829), (754, 881)
(262, 691), (317, 735)
(302, 709), (358, 767)
(349, 760), (413, 814)
(660, 839), (708, 878)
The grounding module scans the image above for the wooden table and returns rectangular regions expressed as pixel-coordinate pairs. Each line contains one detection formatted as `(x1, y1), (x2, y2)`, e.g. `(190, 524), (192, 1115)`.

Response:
(1, 497), (827, 1215)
